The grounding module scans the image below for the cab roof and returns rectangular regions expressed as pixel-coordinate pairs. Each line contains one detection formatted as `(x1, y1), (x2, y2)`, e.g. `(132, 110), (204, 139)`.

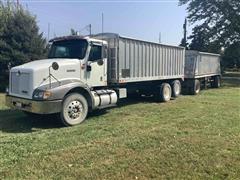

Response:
(49, 35), (107, 45)
(49, 35), (86, 42)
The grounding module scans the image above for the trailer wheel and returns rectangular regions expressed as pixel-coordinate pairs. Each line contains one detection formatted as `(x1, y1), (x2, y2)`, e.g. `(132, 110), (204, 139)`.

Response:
(171, 80), (181, 98)
(158, 83), (172, 102)
(191, 79), (201, 95)
(211, 76), (221, 88)
(60, 93), (88, 126)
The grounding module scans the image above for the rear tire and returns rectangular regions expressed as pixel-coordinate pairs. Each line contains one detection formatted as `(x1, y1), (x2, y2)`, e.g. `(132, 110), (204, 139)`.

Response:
(158, 83), (172, 102)
(60, 93), (88, 126)
(171, 80), (181, 98)
(190, 79), (201, 95)
(211, 76), (221, 88)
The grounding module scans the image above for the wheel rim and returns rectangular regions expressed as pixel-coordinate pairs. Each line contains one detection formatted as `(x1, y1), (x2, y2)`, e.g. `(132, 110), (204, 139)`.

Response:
(174, 82), (180, 95)
(164, 86), (171, 100)
(217, 78), (220, 87)
(195, 82), (200, 93)
(66, 100), (83, 120)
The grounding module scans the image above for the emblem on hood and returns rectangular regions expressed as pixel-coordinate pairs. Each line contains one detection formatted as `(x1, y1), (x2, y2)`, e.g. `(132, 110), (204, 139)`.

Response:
(67, 69), (76, 72)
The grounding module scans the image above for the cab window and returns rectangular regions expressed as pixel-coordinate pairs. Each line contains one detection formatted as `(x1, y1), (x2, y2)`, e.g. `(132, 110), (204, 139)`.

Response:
(89, 45), (102, 61)
(48, 39), (88, 59)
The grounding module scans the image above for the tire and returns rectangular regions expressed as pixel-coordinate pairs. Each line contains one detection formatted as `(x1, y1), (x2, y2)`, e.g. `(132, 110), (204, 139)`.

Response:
(191, 79), (201, 95)
(171, 80), (181, 98)
(158, 83), (172, 102)
(60, 93), (88, 126)
(211, 76), (221, 88)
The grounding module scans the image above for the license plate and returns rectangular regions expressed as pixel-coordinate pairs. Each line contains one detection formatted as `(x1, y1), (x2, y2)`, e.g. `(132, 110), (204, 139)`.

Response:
(15, 102), (22, 108)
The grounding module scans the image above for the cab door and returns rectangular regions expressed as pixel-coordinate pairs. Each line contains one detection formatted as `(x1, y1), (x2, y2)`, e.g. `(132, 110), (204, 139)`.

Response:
(85, 43), (107, 87)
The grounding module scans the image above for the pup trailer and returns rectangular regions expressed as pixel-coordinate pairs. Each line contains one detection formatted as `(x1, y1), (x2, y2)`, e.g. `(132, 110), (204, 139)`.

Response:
(183, 50), (221, 95)
(6, 33), (185, 126)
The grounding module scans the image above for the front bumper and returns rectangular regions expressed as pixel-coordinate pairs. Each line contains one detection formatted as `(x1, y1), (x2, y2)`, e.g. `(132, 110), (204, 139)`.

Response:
(5, 95), (62, 114)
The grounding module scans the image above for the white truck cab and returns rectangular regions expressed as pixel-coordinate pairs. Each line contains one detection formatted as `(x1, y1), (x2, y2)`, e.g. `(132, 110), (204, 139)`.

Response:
(6, 35), (118, 126)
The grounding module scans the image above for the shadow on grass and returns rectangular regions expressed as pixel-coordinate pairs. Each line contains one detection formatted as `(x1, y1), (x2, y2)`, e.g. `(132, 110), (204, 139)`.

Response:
(88, 95), (158, 117)
(0, 97), (156, 134)
(221, 78), (240, 87)
(119, 95), (160, 106)
(0, 109), (63, 134)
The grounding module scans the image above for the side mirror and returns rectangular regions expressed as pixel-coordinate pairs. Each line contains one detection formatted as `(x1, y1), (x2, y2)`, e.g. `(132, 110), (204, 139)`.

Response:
(52, 62), (59, 70)
(87, 65), (92, 72)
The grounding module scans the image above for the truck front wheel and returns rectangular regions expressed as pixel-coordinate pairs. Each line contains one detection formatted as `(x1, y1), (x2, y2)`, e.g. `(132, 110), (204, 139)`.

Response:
(60, 93), (88, 126)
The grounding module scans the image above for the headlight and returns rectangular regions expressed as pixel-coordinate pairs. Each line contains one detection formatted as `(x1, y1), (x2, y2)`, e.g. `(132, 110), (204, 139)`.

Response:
(33, 90), (52, 100)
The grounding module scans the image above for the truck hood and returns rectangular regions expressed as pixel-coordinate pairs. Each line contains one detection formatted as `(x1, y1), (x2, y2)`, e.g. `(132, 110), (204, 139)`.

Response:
(9, 58), (82, 99)
(11, 58), (79, 71)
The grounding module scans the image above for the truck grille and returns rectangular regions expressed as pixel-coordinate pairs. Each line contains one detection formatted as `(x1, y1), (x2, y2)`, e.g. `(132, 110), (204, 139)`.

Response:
(11, 71), (30, 96)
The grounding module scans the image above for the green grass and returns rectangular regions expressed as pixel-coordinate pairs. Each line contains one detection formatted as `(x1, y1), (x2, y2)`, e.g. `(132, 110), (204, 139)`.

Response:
(0, 79), (240, 179)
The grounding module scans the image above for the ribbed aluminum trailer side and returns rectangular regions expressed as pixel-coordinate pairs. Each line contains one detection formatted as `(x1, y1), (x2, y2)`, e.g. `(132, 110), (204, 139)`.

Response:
(183, 50), (221, 95)
(92, 33), (185, 102)
(93, 33), (185, 84)
(185, 50), (221, 78)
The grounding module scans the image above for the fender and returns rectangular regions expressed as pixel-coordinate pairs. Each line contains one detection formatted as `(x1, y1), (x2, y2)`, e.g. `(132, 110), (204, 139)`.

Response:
(33, 79), (95, 109)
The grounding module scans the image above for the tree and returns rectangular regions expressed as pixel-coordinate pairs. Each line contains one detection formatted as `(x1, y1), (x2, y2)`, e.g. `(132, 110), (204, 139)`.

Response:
(188, 23), (212, 52)
(179, 0), (240, 68)
(222, 42), (240, 69)
(0, 1), (47, 91)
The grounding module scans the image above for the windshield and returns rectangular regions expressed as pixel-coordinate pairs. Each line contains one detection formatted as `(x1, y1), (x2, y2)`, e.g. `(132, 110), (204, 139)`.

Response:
(48, 39), (88, 59)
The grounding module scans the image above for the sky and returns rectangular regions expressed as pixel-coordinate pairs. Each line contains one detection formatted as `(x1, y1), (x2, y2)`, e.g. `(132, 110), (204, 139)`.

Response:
(21, 0), (189, 46)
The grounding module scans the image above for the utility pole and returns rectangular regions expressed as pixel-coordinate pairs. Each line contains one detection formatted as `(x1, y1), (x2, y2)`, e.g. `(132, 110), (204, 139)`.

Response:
(159, 32), (161, 43)
(180, 18), (188, 47)
(47, 23), (51, 41)
(89, 24), (91, 36)
(102, 13), (104, 35)
(183, 18), (187, 47)
(17, 0), (19, 8)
